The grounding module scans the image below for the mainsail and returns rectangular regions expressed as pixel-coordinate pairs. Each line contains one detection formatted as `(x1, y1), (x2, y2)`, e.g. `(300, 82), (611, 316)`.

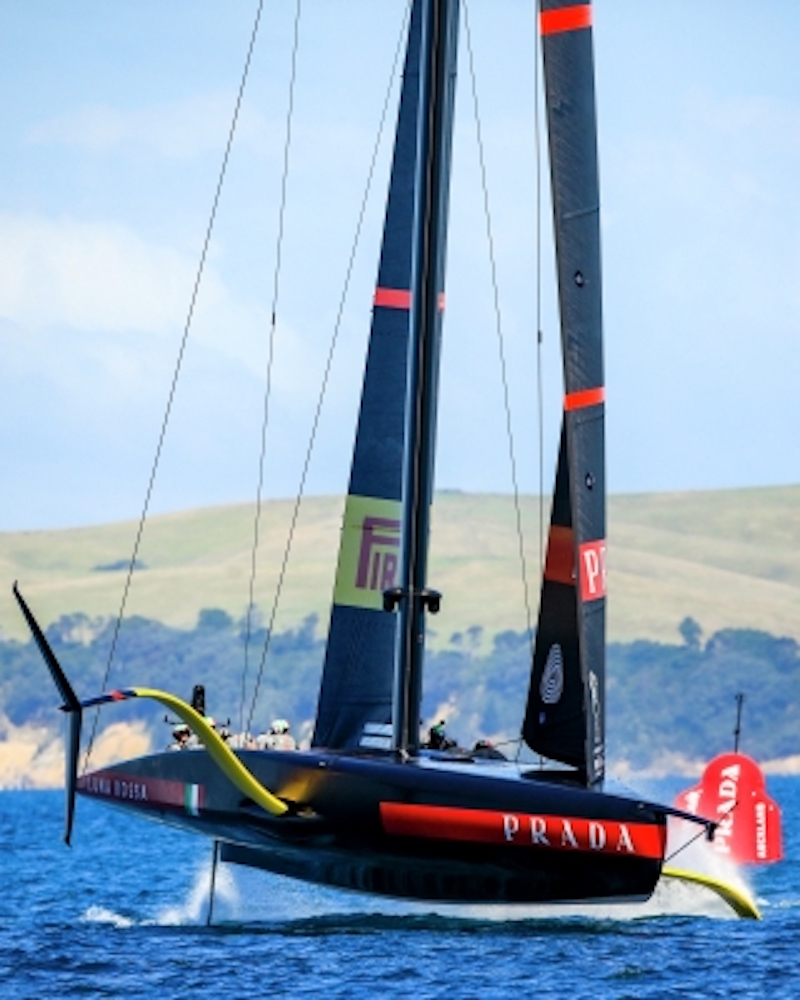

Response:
(523, 0), (606, 786)
(313, 0), (458, 751)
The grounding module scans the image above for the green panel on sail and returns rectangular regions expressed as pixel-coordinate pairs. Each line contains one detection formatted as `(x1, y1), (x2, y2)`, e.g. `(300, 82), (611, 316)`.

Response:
(523, 0), (606, 785)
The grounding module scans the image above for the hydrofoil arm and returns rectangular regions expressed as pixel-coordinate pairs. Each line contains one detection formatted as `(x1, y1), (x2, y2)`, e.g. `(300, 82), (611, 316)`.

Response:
(13, 583), (288, 848)
(82, 686), (288, 817)
(662, 866), (761, 920)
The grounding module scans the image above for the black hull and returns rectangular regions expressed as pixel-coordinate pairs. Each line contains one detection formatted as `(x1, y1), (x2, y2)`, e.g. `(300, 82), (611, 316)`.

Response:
(78, 749), (667, 905)
(220, 841), (657, 906)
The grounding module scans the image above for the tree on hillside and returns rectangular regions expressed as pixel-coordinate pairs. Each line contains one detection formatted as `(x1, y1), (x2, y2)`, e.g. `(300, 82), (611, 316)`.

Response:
(1, 614), (797, 766)
(678, 616), (703, 650)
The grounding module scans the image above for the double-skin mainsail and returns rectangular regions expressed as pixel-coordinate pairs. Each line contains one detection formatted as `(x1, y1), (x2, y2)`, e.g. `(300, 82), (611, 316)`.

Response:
(313, 0), (459, 755)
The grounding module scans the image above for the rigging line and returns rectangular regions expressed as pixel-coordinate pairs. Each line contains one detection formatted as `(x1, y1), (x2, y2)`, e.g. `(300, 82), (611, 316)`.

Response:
(239, 0), (302, 736)
(664, 797), (740, 865)
(514, 2), (545, 770)
(244, 1), (413, 734)
(463, 2), (534, 658)
(534, 0), (545, 580)
(83, 0), (266, 771)
(663, 825), (714, 865)
(491, 736), (523, 751)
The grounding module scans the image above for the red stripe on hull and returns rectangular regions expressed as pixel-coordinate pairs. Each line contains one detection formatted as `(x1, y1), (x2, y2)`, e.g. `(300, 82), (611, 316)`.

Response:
(381, 803), (665, 860)
(540, 4), (592, 36)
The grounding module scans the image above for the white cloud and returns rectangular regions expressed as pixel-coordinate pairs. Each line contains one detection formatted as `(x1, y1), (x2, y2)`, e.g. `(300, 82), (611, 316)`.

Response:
(0, 213), (226, 335)
(25, 93), (265, 160)
(0, 208), (361, 418)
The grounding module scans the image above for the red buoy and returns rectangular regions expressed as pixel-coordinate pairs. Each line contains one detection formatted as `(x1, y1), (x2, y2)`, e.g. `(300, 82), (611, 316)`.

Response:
(675, 751), (783, 865)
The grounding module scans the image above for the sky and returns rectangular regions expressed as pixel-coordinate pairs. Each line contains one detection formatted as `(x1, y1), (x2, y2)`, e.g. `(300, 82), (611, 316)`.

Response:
(1, 0), (799, 531)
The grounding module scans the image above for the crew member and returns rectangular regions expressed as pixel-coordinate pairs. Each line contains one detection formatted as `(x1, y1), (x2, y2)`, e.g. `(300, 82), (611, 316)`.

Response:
(168, 724), (190, 750)
(426, 719), (455, 750)
(258, 719), (297, 750)
(472, 739), (507, 761)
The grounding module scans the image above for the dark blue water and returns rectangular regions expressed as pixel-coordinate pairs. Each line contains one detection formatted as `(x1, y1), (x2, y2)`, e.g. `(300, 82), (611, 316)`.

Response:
(1, 778), (797, 999)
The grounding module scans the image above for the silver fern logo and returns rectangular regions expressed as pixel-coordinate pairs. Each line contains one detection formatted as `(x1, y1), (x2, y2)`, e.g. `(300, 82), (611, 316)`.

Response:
(540, 644), (564, 705)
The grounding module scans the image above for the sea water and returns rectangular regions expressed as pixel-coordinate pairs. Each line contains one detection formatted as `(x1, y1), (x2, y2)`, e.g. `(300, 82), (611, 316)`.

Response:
(0, 777), (797, 999)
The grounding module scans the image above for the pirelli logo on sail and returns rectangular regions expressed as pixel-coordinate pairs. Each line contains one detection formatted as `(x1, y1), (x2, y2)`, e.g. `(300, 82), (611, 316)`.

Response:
(333, 494), (402, 611)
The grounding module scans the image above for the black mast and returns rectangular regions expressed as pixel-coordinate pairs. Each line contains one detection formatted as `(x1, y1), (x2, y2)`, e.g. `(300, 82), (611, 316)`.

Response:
(390, 0), (460, 755)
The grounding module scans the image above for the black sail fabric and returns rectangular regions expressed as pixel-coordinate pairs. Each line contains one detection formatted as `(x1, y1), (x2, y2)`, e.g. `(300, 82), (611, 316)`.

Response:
(523, 1), (606, 786)
(312, 0), (459, 752)
(524, 426), (587, 772)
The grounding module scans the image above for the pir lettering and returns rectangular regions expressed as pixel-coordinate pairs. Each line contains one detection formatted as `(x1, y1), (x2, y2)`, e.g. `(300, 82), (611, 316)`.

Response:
(355, 516), (401, 592)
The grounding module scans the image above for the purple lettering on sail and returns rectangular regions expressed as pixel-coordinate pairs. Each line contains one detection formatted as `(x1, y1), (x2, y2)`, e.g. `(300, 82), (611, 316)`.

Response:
(355, 516), (401, 592)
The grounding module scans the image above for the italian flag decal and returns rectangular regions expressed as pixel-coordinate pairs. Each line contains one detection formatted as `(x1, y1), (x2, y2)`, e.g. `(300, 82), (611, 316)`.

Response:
(184, 784), (202, 817)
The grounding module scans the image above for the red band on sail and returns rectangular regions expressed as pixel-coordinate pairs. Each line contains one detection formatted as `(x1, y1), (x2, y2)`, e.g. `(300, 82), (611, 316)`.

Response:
(544, 525), (575, 587)
(374, 287), (412, 310)
(564, 386), (605, 411)
(540, 4), (592, 36)
(380, 803), (665, 860)
(438, 291), (446, 312)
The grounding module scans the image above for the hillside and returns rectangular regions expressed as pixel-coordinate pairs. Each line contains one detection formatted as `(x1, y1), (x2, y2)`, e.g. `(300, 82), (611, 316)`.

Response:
(2, 485), (799, 647)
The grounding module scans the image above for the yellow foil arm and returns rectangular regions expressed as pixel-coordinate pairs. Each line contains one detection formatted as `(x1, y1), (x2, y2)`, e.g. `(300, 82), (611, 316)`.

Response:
(134, 687), (288, 817)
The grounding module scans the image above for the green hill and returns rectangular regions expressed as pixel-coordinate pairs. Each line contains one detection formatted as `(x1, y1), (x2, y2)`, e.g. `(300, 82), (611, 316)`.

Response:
(2, 485), (799, 647)
(3, 485), (799, 784)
